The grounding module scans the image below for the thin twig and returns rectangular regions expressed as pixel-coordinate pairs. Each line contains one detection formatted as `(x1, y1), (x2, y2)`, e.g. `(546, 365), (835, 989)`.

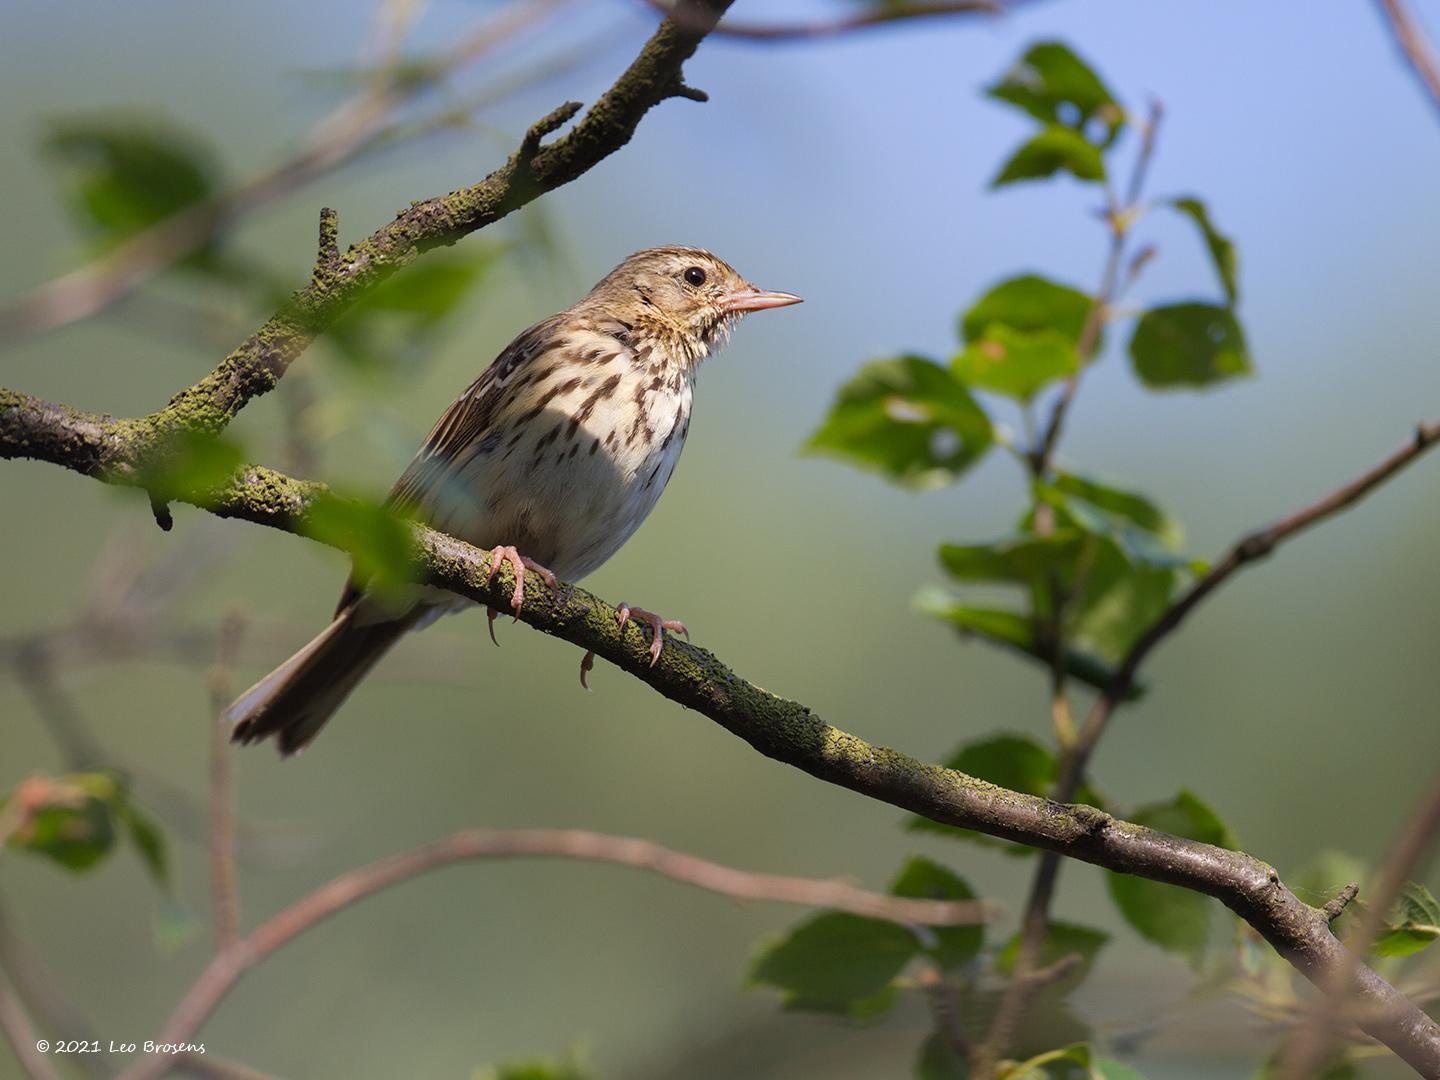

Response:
(0, 0), (574, 346)
(641, 0), (1007, 40)
(0, 969), (61, 1080)
(1061, 419), (1440, 794)
(1375, 0), (1440, 117)
(978, 100), (1164, 1078)
(116, 827), (994, 1080)
(1029, 100), (1163, 477)
(208, 612), (246, 952)
(6, 396), (1440, 1072)
(0, 899), (101, 1064)
(1282, 763), (1440, 1077)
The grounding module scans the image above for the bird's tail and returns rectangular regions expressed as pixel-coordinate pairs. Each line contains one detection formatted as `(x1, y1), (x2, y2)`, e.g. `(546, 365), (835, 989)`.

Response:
(225, 605), (418, 755)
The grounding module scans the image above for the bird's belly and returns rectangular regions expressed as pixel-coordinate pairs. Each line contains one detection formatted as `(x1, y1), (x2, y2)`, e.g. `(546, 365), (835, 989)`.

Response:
(431, 369), (692, 582)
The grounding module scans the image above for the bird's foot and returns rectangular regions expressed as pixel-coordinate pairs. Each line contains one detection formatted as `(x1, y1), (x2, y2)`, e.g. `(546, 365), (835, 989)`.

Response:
(484, 546), (557, 628)
(617, 602), (688, 667)
(577, 603), (689, 688)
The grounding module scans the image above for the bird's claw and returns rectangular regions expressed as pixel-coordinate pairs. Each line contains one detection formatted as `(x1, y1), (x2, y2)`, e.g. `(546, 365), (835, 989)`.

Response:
(484, 545), (557, 623)
(616, 602), (689, 667)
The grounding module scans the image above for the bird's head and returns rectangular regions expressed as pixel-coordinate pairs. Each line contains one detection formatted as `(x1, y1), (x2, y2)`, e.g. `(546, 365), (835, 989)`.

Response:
(585, 246), (801, 363)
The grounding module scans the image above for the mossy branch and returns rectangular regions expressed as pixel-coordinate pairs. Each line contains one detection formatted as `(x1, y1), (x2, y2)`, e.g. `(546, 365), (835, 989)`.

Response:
(1, 0), (1439, 1071)
(3, 389), (1440, 1073)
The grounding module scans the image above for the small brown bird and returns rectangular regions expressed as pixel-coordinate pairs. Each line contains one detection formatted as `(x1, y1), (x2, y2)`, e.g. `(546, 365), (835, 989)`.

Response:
(226, 246), (801, 753)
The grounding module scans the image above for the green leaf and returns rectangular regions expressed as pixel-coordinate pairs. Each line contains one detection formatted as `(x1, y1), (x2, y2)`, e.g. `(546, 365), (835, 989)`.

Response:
(939, 533), (1085, 586)
(1129, 303), (1252, 389)
(1170, 197), (1239, 305)
(43, 115), (216, 244)
(1253, 1048), (1357, 1079)
(992, 126), (1106, 188)
(143, 432), (245, 504)
(749, 912), (917, 1013)
(916, 1032), (971, 1079)
(1374, 882), (1440, 958)
(1000, 1042), (1092, 1080)
(345, 250), (500, 327)
(3, 774), (119, 872)
(913, 593), (1140, 697)
(905, 734), (1104, 852)
(1051, 472), (1179, 546)
(1106, 791), (1237, 965)
(961, 274), (1095, 347)
(475, 1057), (591, 1080)
(987, 42), (1125, 146)
(1094, 1059), (1148, 1080)
(889, 858), (983, 970)
(953, 327), (1079, 402)
(806, 356), (994, 489)
(121, 801), (170, 890)
(996, 921), (1110, 993)
(302, 494), (416, 595)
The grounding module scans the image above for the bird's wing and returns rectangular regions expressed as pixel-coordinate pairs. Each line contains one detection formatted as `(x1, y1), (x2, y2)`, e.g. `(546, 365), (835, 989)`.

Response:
(333, 314), (568, 617)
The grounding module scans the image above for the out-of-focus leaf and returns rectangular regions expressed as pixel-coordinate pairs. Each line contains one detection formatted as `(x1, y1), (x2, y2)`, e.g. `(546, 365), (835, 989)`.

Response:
(1066, 548), (1175, 661)
(144, 432), (245, 504)
(941, 524), (1177, 662)
(953, 326), (1079, 402)
(996, 921), (1110, 994)
(806, 355), (994, 489)
(913, 592), (1141, 697)
(939, 532), (1085, 585)
(475, 1056), (591, 1080)
(905, 734), (1104, 852)
(987, 42), (1125, 146)
(1094, 1059), (1148, 1080)
(349, 251), (501, 325)
(328, 249), (502, 372)
(1170, 197), (1239, 304)
(916, 1031), (972, 1079)
(993, 126), (1105, 188)
(1374, 882), (1440, 958)
(749, 912), (917, 1014)
(2, 773), (119, 871)
(121, 801), (170, 889)
(889, 857), (983, 970)
(1051, 472), (1180, 546)
(303, 494), (416, 596)
(1106, 790), (1237, 966)
(787, 983), (899, 1020)
(43, 116), (216, 244)
(999, 1042), (1091, 1080)
(1129, 303), (1252, 389)
(1253, 1048), (1357, 1079)
(961, 274), (1094, 348)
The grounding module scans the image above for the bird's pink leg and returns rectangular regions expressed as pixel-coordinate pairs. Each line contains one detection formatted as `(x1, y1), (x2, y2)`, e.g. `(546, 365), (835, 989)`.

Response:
(484, 545), (558, 622)
(616, 602), (689, 667)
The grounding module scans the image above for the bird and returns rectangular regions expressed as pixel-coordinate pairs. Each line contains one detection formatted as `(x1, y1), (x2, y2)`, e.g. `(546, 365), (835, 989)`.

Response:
(224, 246), (801, 754)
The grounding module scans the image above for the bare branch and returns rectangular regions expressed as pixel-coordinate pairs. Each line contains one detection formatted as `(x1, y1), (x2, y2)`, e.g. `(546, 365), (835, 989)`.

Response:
(0, 969), (61, 1080)
(1376, 0), (1440, 118)
(208, 613), (245, 952)
(4, 387), (1440, 1071)
(1283, 762), (1440, 1076)
(116, 827), (993, 1079)
(642, 0), (1009, 42)
(0, 0), (576, 346)
(1062, 419), (1440, 793)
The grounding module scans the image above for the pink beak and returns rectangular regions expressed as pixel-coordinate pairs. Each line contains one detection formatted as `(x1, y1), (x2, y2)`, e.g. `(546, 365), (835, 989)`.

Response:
(720, 286), (804, 314)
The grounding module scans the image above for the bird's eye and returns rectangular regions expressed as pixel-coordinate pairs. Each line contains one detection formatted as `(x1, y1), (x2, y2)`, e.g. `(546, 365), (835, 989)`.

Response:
(683, 266), (707, 287)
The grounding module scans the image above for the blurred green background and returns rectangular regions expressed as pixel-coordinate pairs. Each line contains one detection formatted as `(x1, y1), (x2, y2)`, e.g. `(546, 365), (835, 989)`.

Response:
(2, 1), (1439, 1077)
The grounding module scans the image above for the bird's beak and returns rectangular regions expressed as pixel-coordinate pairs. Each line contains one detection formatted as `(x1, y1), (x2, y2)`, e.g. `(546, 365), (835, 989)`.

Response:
(719, 286), (803, 314)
